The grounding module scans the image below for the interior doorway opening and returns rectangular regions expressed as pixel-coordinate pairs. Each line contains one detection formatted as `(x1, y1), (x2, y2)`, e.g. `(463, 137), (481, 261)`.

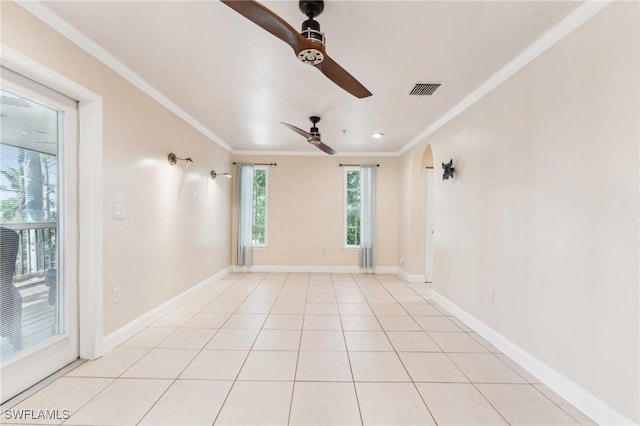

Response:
(422, 145), (434, 283)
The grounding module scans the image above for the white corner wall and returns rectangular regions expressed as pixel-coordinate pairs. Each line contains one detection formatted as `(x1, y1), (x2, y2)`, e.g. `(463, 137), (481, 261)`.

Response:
(413, 2), (638, 422)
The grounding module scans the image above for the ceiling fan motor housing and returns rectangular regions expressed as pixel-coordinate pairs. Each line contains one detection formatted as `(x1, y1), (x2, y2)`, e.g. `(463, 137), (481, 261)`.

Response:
(298, 0), (325, 65)
(309, 116), (321, 140)
(298, 23), (325, 64)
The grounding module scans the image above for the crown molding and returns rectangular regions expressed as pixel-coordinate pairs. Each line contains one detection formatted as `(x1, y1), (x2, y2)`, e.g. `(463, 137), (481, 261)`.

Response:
(17, 1), (234, 153)
(398, 0), (612, 156)
(232, 149), (400, 158)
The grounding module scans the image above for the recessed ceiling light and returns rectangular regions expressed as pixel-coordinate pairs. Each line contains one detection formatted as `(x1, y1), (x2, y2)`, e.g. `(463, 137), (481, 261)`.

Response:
(372, 133), (384, 139)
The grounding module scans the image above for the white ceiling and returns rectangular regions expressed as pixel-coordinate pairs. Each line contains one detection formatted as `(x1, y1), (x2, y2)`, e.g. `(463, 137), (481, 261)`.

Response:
(41, 0), (580, 155)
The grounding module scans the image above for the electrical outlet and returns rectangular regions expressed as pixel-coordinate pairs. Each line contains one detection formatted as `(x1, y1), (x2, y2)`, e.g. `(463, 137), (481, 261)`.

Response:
(400, 257), (405, 265)
(113, 287), (122, 303)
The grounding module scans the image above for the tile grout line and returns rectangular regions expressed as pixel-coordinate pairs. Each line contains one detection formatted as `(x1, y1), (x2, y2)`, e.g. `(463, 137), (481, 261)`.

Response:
(210, 272), (284, 426)
(334, 273), (364, 426)
(18, 272), (594, 426)
(423, 285), (592, 424)
(359, 274), (439, 425)
(131, 273), (251, 426)
(286, 272), (310, 426)
(405, 281), (516, 426)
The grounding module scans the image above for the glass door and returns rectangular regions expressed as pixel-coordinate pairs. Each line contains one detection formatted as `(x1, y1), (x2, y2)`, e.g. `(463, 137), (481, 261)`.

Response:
(0, 67), (79, 403)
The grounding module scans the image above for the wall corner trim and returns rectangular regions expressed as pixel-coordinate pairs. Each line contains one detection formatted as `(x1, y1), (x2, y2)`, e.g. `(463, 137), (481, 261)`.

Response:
(398, 0), (613, 156)
(100, 266), (232, 355)
(427, 289), (636, 426)
(16, 1), (234, 153)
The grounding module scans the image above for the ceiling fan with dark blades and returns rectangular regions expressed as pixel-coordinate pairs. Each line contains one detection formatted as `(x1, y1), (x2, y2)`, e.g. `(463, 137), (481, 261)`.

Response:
(281, 116), (336, 155)
(220, 0), (372, 99)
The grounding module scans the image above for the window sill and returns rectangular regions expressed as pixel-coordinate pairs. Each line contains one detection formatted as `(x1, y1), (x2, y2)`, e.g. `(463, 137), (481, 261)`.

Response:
(343, 246), (360, 251)
(252, 245), (268, 250)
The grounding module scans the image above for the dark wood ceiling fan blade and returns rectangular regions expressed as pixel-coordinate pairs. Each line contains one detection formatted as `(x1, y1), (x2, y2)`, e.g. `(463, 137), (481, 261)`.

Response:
(281, 122), (313, 139)
(315, 54), (372, 98)
(220, 0), (306, 52)
(315, 141), (337, 155)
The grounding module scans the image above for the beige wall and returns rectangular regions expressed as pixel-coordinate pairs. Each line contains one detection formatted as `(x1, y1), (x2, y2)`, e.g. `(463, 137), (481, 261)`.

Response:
(231, 155), (400, 269)
(1, 3), (232, 335)
(403, 2), (639, 421)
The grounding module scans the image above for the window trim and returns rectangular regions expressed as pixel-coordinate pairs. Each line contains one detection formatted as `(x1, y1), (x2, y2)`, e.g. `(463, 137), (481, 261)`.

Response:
(252, 165), (268, 248)
(343, 166), (360, 248)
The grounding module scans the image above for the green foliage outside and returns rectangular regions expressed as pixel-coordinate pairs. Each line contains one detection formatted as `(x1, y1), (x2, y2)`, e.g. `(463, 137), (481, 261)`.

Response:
(252, 169), (267, 245)
(1, 146), (59, 277)
(0, 147), (57, 223)
(346, 170), (360, 246)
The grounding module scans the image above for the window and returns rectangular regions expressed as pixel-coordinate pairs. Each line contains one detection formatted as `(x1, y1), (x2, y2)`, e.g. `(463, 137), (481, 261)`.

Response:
(344, 167), (360, 247)
(252, 166), (267, 246)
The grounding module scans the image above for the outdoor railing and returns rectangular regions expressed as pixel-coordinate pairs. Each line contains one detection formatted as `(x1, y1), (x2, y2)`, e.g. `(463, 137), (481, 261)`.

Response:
(0, 221), (57, 280)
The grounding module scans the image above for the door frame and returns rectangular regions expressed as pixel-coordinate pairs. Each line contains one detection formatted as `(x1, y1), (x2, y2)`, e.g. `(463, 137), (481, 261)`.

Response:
(424, 167), (434, 283)
(2, 46), (104, 360)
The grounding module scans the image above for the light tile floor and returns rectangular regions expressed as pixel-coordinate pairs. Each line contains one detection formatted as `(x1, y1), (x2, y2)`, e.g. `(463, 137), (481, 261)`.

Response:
(2, 273), (597, 425)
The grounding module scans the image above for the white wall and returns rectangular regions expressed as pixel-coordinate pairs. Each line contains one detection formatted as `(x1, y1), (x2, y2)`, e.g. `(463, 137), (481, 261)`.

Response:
(1, 2), (232, 335)
(406, 2), (638, 421)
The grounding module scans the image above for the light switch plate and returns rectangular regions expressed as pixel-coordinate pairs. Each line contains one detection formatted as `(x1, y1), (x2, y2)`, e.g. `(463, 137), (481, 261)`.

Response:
(113, 203), (125, 220)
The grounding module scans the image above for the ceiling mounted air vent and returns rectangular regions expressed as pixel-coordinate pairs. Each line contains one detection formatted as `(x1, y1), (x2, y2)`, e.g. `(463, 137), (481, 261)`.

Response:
(409, 82), (442, 96)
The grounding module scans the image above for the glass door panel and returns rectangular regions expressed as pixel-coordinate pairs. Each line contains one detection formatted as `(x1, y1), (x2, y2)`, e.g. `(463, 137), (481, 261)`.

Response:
(0, 67), (78, 403)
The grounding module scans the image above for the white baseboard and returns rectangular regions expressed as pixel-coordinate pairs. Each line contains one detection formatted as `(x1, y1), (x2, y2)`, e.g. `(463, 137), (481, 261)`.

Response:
(397, 268), (426, 283)
(428, 289), (636, 426)
(101, 266), (231, 355)
(232, 265), (397, 274)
